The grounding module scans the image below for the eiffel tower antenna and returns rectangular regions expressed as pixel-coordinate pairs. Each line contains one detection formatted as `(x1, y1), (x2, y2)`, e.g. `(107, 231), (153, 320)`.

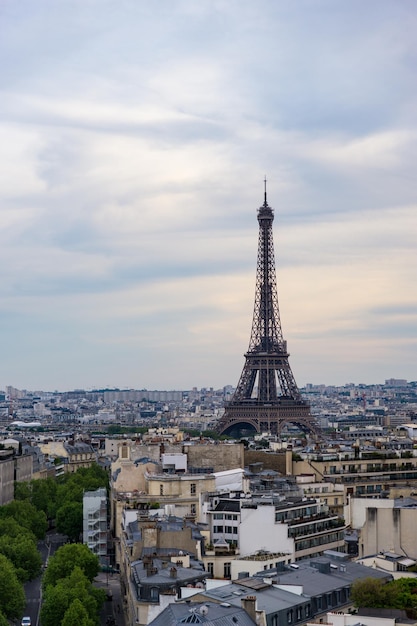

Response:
(216, 185), (317, 437)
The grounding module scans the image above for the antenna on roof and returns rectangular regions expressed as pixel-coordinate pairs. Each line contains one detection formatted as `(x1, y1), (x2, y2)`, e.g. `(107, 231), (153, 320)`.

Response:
(264, 175), (268, 205)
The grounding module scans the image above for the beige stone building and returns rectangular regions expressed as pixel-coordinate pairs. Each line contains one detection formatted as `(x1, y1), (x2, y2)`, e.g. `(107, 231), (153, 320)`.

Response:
(38, 440), (96, 473)
(346, 495), (417, 560)
(0, 449), (33, 505)
(110, 441), (216, 565)
(286, 450), (417, 500)
(0, 453), (15, 505)
(119, 510), (208, 625)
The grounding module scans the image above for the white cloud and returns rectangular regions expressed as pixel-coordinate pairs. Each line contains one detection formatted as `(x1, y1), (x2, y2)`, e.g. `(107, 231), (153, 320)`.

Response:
(1, 0), (417, 389)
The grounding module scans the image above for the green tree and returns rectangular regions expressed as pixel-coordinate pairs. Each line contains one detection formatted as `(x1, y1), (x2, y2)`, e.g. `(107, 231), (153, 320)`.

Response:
(62, 598), (95, 626)
(0, 500), (47, 539)
(0, 611), (9, 626)
(56, 501), (83, 542)
(0, 517), (36, 542)
(0, 554), (25, 619)
(351, 578), (387, 608)
(55, 465), (109, 512)
(351, 577), (417, 616)
(0, 535), (42, 582)
(43, 543), (100, 588)
(14, 481), (31, 501)
(41, 567), (105, 626)
(31, 478), (58, 518)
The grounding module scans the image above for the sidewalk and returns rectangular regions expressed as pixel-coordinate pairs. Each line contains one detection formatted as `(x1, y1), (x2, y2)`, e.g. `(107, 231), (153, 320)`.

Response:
(94, 571), (125, 626)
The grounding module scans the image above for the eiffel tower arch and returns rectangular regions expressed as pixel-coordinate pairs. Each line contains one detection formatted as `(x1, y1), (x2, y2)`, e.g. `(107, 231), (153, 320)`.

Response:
(216, 185), (318, 438)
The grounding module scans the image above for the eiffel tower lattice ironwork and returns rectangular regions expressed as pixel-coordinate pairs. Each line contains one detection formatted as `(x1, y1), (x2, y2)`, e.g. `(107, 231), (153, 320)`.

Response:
(216, 186), (317, 437)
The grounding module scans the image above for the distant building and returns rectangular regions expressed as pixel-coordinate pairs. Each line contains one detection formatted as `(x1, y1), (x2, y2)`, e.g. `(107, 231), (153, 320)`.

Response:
(39, 439), (96, 473)
(0, 451), (15, 505)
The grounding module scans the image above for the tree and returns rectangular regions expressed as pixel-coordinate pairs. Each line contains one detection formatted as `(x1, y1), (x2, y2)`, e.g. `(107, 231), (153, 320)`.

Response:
(61, 598), (95, 626)
(351, 577), (417, 617)
(0, 500), (47, 539)
(55, 465), (109, 513)
(0, 517), (36, 542)
(0, 554), (25, 619)
(43, 543), (100, 588)
(14, 481), (31, 501)
(351, 578), (387, 608)
(0, 535), (42, 582)
(30, 478), (58, 519)
(41, 567), (105, 626)
(0, 612), (9, 626)
(56, 501), (83, 542)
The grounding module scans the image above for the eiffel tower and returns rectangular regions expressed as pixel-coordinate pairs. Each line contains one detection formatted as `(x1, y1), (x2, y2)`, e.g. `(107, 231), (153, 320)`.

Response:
(216, 183), (317, 437)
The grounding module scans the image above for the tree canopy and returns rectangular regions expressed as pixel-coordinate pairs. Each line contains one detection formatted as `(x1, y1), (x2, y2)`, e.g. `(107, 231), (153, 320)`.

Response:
(0, 499), (47, 539)
(351, 577), (417, 617)
(41, 567), (105, 626)
(43, 543), (100, 588)
(56, 501), (83, 542)
(15, 477), (58, 519)
(0, 534), (42, 582)
(0, 554), (26, 619)
(61, 598), (96, 626)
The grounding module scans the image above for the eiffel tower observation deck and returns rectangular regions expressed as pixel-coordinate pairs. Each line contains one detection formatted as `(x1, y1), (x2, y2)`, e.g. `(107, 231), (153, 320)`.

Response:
(216, 185), (318, 437)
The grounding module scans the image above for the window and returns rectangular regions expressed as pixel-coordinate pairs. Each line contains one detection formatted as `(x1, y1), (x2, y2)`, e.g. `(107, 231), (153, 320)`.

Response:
(190, 504), (196, 516)
(207, 562), (214, 576)
(190, 483), (196, 495)
(287, 610), (293, 623)
(224, 562), (231, 579)
(160, 484), (164, 496)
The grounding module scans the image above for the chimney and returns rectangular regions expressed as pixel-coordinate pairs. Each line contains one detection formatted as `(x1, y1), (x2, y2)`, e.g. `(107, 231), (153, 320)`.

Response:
(241, 596), (257, 623)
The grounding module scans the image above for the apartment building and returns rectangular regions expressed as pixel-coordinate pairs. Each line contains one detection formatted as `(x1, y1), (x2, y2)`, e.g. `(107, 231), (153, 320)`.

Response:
(193, 554), (391, 626)
(345, 495), (417, 560)
(83, 487), (109, 562)
(119, 510), (208, 625)
(287, 449), (417, 498)
(203, 496), (346, 579)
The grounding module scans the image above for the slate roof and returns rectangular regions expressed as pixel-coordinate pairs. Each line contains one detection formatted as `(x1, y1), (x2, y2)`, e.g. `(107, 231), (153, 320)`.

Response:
(214, 500), (240, 513)
(148, 601), (257, 626)
(201, 581), (308, 615)
(274, 555), (390, 591)
(131, 557), (206, 586)
(199, 555), (392, 618)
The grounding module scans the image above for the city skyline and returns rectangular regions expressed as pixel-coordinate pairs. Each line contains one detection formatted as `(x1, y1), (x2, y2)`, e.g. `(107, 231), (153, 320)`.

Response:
(1, 1), (416, 392)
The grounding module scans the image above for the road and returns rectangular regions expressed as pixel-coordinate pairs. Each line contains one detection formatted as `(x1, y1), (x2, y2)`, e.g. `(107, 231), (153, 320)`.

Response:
(94, 571), (125, 626)
(23, 533), (124, 626)
(23, 532), (67, 626)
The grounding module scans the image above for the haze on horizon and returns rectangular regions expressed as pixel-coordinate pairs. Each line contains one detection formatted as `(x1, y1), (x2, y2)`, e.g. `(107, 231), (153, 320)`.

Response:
(1, 1), (416, 393)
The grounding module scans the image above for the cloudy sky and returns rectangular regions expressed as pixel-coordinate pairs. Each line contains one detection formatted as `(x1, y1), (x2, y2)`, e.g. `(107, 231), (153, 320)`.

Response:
(1, 0), (416, 392)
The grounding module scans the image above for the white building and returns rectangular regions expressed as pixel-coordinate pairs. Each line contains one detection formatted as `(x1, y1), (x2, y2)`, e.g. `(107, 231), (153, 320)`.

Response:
(83, 487), (108, 562)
